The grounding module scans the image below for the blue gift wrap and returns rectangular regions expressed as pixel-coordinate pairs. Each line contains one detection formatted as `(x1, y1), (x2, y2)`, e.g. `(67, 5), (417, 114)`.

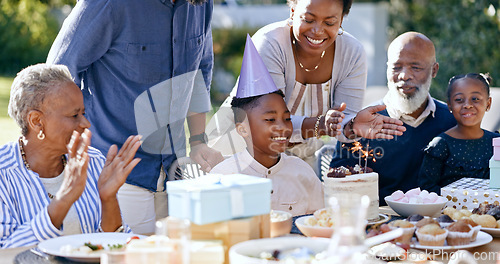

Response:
(167, 174), (272, 225)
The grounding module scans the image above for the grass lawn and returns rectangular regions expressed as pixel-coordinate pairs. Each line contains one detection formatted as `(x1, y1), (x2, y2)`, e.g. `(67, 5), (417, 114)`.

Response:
(0, 76), (19, 145)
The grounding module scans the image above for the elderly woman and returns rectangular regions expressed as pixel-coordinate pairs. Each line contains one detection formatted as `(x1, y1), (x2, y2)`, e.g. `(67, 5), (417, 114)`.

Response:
(0, 64), (141, 248)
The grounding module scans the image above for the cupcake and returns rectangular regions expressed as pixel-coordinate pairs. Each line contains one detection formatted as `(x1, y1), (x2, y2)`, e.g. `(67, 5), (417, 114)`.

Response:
(415, 217), (439, 229)
(457, 218), (481, 241)
(416, 224), (448, 247)
(388, 220), (415, 244)
(446, 222), (473, 246)
(436, 214), (455, 228)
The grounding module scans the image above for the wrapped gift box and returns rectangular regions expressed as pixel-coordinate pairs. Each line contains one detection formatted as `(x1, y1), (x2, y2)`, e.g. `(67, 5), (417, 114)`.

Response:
(441, 177), (500, 210)
(167, 174), (272, 225)
(191, 214), (270, 264)
(490, 157), (500, 188)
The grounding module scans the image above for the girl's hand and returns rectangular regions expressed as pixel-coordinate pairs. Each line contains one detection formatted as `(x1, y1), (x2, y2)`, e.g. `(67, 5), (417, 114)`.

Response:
(324, 103), (346, 137)
(98, 135), (142, 201)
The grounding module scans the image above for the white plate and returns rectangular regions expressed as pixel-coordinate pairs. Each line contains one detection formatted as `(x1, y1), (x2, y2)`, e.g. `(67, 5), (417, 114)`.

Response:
(411, 231), (492, 251)
(38, 233), (145, 262)
(230, 237), (330, 263)
(367, 214), (390, 225)
(480, 227), (500, 237)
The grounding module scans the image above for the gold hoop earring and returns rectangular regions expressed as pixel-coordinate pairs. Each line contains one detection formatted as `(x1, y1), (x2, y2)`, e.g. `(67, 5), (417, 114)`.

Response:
(338, 26), (344, 36)
(288, 18), (293, 27)
(37, 130), (45, 140)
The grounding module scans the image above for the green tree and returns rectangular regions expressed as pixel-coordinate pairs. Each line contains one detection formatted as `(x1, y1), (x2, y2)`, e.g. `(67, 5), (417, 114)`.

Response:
(389, 0), (500, 100)
(0, 0), (60, 75)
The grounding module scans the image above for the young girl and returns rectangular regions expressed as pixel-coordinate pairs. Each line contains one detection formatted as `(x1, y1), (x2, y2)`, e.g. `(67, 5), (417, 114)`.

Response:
(418, 73), (500, 193)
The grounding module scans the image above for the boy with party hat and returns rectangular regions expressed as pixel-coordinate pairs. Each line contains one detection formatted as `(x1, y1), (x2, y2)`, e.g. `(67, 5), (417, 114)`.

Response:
(210, 35), (324, 216)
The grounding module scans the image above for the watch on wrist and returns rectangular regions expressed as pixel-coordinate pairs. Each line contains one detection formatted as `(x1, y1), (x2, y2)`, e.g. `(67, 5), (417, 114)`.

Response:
(189, 132), (208, 144)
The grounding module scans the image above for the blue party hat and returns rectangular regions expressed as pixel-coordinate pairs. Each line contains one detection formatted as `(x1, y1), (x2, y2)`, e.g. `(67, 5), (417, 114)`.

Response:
(235, 34), (278, 98)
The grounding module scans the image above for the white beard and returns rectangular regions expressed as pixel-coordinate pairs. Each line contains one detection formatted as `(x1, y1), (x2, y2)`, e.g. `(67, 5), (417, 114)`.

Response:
(386, 73), (432, 115)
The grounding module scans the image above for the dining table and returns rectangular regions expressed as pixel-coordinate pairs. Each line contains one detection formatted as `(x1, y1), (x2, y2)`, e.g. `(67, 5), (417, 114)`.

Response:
(1, 207), (499, 264)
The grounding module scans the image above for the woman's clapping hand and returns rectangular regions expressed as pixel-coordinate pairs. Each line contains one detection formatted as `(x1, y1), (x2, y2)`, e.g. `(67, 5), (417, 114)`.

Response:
(98, 135), (142, 201)
(57, 129), (91, 203)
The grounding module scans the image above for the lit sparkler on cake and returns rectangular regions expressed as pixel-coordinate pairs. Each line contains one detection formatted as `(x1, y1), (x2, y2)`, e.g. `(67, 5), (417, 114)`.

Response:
(324, 141), (381, 221)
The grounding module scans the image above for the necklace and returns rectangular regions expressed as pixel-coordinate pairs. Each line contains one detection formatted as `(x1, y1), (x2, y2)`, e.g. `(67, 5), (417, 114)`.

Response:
(292, 38), (326, 72)
(18, 137), (66, 199)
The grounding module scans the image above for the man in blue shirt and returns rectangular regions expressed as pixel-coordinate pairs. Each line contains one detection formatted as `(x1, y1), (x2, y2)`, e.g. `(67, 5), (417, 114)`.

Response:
(330, 32), (456, 204)
(47, 0), (223, 234)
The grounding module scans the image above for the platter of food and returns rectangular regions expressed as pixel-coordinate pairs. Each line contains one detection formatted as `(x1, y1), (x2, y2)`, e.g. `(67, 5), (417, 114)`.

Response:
(38, 233), (144, 262)
(295, 215), (333, 238)
(367, 214), (390, 226)
(411, 231), (492, 251)
(442, 204), (500, 237)
(479, 227), (500, 237)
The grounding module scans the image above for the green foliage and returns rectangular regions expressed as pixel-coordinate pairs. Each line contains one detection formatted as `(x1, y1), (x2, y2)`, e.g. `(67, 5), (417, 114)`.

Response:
(213, 27), (259, 77)
(0, 76), (19, 145)
(213, 0), (286, 4)
(389, 0), (500, 100)
(211, 27), (259, 105)
(0, 76), (13, 118)
(0, 0), (60, 75)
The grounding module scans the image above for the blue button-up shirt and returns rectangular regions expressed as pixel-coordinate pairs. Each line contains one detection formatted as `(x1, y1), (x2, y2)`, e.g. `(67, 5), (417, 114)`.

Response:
(47, 0), (213, 191)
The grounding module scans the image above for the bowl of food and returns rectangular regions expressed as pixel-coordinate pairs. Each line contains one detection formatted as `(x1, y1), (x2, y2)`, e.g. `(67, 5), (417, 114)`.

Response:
(229, 237), (329, 263)
(270, 210), (293, 238)
(295, 215), (334, 238)
(384, 196), (448, 218)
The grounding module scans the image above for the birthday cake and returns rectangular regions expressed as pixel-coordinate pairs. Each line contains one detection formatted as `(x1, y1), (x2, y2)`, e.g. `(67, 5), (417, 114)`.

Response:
(323, 165), (379, 221)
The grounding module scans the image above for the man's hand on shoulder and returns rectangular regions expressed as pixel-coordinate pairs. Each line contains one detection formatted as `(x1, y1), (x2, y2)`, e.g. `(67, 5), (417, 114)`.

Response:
(190, 143), (224, 172)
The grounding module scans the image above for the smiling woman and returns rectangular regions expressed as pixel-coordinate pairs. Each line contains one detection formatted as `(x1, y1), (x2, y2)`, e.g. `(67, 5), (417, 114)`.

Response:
(0, 64), (142, 248)
(215, 0), (406, 172)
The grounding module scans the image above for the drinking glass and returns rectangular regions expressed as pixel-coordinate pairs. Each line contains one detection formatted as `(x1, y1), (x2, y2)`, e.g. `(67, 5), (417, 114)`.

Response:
(326, 192), (370, 262)
(155, 216), (191, 264)
(101, 251), (126, 264)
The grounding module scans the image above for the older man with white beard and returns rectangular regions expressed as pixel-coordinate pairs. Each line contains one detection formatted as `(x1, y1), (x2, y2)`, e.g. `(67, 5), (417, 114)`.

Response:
(330, 32), (456, 204)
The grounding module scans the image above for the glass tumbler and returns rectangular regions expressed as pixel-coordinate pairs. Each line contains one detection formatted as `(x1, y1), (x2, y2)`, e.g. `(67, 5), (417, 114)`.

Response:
(326, 192), (370, 262)
(155, 216), (191, 264)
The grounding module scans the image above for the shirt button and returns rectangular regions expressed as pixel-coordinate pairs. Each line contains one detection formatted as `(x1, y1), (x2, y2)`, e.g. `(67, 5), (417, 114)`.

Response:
(173, 39), (177, 44)
(267, 171), (271, 174)
(271, 190), (274, 194)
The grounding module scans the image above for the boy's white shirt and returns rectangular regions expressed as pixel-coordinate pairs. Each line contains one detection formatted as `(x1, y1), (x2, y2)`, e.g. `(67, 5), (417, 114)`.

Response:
(210, 149), (324, 216)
